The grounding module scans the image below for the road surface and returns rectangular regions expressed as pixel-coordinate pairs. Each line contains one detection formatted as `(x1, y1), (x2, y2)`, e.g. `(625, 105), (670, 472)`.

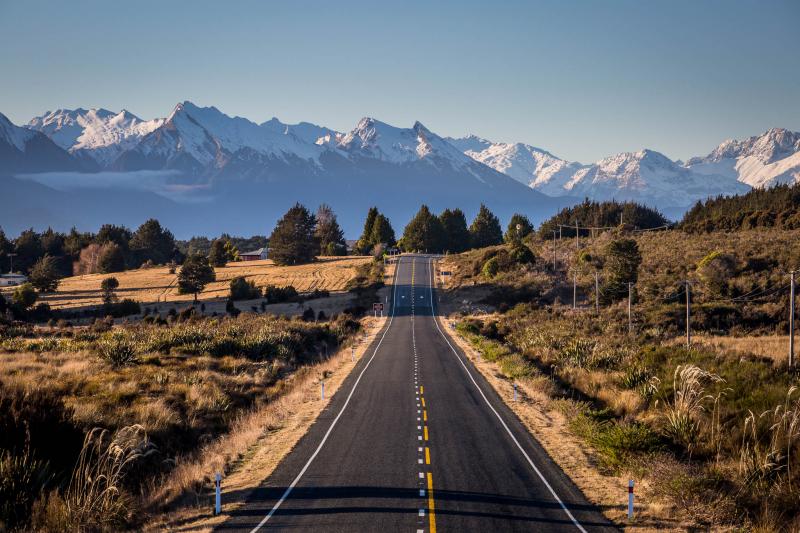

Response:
(219, 255), (616, 532)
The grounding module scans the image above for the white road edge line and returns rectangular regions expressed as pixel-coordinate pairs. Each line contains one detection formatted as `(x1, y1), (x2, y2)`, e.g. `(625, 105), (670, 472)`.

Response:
(247, 256), (403, 532)
(426, 257), (588, 533)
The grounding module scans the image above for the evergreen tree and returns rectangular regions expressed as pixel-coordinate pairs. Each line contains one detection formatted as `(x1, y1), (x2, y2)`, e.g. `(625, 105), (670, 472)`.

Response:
(13, 229), (44, 273)
(100, 277), (120, 306)
(356, 207), (379, 254)
(439, 208), (471, 253)
(63, 227), (93, 259)
(28, 254), (61, 292)
(96, 224), (132, 249)
(98, 243), (126, 273)
(401, 205), (447, 253)
(504, 214), (533, 243)
(269, 203), (318, 266)
(0, 229), (11, 272)
(208, 239), (231, 267)
(469, 204), (503, 249)
(600, 238), (642, 303)
(315, 204), (347, 256)
(129, 219), (176, 265)
(178, 254), (216, 302)
(369, 214), (396, 248)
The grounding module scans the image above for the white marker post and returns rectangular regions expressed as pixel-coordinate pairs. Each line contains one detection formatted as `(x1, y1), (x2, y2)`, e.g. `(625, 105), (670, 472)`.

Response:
(215, 473), (221, 515)
(351, 346), (355, 362)
(627, 479), (634, 520)
(321, 381), (325, 400)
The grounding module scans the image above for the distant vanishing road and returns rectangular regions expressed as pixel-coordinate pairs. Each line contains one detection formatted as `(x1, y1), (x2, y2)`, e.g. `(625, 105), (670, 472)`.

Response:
(219, 255), (617, 532)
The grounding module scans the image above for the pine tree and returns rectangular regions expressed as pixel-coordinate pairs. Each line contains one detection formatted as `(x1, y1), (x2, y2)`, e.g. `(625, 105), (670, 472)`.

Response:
(98, 243), (126, 273)
(469, 204), (503, 249)
(208, 239), (230, 267)
(504, 213), (533, 243)
(600, 238), (642, 303)
(100, 277), (120, 306)
(129, 219), (176, 265)
(269, 203), (318, 266)
(315, 204), (347, 256)
(439, 208), (471, 253)
(401, 205), (447, 253)
(178, 254), (216, 302)
(356, 207), (380, 254)
(28, 254), (61, 292)
(369, 214), (396, 248)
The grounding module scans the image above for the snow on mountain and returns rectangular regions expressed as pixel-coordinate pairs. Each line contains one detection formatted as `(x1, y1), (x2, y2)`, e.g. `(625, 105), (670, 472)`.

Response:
(1, 111), (36, 150)
(260, 117), (339, 145)
(562, 149), (749, 206)
(116, 101), (325, 173)
(0, 112), (81, 173)
(338, 118), (477, 170)
(446, 135), (586, 195)
(27, 108), (165, 167)
(687, 128), (800, 189)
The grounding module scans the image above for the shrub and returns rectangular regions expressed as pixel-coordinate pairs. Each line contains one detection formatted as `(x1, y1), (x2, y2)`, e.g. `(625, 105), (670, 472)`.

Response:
(263, 284), (299, 304)
(230, 276), (261, 301)
(302, 308), (316, 321)
(482, 257), (499, 278)
(97, 332), (138, 366)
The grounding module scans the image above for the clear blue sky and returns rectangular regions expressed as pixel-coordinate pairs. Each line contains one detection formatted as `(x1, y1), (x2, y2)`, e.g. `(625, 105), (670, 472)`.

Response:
(1, 0), (798, 163)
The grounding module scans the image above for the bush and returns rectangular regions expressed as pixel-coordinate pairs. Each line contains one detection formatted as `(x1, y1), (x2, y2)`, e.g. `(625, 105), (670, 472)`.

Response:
(482, 257), (499, 278)
(263, 285), (298, 304)
(0, 449), (52, 530)
(97, 332), (138, 366)
(229, 276), (262, 301)
(302, 308), (316, 321)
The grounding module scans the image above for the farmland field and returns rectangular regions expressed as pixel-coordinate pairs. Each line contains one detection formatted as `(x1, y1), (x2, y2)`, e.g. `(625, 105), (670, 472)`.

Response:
(36, 256), (372, 310)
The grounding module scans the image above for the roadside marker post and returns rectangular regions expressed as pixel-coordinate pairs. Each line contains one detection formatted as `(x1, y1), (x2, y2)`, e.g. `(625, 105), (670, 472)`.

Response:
(321, 381), (325, 400)
(215, 473), (221, 515)
(627, 479), (634, 520)
(351, 346), (355, 362)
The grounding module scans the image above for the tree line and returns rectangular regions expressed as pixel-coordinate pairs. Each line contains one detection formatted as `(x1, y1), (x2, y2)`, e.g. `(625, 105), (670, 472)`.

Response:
(681, 182), (800, 233)
(537, 199), (670, 239)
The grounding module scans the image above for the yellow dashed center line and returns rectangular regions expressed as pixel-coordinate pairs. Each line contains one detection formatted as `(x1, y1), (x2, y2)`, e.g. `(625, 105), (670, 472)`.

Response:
(421, 398), (426, 408)
(424, 426), (429, 441)
(425, 447), (431, 465)
(427, 472), (437, 532)
(423, 410), (427, 422)
(420, 386), (424, 394)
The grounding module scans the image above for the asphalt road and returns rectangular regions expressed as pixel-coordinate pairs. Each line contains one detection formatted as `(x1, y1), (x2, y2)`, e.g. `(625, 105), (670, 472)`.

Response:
(219, 255), (616, 532)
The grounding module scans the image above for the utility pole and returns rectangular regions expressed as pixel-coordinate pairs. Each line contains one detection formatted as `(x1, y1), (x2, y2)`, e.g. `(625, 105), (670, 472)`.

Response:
(552, 230), (557, 270)
(790, 270), (796, 368)
(573, 272), (578, 309)
(559, 225), (562, 240)
(8, 253), (16, 274)
(685, 280), (691, 348)
(595, 272), (599, 313)
(628, 282), (633, 334)
(575, 221), (579, 250)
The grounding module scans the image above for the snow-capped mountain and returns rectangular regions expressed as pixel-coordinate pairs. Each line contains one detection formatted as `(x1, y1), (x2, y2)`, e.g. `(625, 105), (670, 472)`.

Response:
(563, 149), (749, 206)
(27, 108), (164, 167)
(260, 117), (338, 145)
(0, 112), (80, 173)
(446, 135), (586, 195)
(687, 128), (800, 189)
(114, 101), (325, 175)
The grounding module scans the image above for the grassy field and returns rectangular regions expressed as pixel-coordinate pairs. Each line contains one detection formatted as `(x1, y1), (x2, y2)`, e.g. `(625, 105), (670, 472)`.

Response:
(36, 256), (372, 310)
(0, 313), (367, 531)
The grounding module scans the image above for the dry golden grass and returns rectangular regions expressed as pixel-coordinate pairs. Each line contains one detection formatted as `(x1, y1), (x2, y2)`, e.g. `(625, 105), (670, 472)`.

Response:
(144, 316), (388, 532)
(692, 334), (792, 365)
(39, 256), (372, 310)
